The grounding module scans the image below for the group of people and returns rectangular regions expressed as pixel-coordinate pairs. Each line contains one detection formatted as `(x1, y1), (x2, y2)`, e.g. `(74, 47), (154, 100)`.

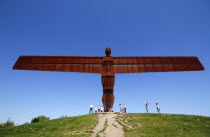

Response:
(89, 104), (104, 114)
(145, 102), (161, 115)
(90, 102), (161, 115)
(119, 104), (126, 113)
(89, 104), (124, 114)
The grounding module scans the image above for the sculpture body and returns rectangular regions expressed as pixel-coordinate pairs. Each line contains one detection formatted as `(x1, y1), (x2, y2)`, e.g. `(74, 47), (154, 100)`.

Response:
(13, 48), (204, 112)
(102, 49), (115, 111)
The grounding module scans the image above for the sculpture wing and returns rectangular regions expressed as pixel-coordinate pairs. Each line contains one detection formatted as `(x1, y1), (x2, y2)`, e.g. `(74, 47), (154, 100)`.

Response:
(114, 56), (204, 73)
(13, 56), (103, 73)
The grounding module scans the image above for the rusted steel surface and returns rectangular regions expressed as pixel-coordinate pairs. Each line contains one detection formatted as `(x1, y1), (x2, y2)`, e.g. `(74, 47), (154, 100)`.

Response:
(13, 48), (205, 112)
(13, 56), (103, 73)
(114, 56), (204, 73)
(101, 50), (115, 111)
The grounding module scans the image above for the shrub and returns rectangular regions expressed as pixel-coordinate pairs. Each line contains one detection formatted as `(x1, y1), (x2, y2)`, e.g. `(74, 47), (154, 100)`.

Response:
(31, 115), (50, 123)
(0, 118), (15, 129)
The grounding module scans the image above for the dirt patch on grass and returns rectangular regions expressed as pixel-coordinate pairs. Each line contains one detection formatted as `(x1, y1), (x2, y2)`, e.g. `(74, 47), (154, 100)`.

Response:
(92, 113), (124, 137)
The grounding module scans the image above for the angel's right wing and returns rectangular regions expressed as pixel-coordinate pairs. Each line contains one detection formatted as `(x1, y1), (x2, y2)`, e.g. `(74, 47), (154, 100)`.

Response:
(13, 56), (103, 73)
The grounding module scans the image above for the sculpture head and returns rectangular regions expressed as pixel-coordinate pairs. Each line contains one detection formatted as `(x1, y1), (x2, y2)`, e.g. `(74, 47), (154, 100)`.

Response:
(105, 48), (111, 56)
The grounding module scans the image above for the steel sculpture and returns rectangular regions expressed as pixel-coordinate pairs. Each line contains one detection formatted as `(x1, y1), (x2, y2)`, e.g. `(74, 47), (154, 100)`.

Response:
(13, 48), (204, 112)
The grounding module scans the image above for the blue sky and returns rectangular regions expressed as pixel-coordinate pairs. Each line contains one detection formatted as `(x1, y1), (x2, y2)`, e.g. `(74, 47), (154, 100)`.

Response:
(0, 0), (210, 125)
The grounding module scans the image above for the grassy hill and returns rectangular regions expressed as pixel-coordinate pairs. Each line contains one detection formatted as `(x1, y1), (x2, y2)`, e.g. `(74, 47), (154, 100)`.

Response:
(0, 114), (98, 137)
(0, 113), (210, 137)
(117, 113), (210, 137)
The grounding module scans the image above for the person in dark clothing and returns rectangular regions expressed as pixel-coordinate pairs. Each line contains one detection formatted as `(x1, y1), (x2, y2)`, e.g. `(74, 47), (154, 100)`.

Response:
(124, 104), (127, 113)
(145, 102), (149, 113)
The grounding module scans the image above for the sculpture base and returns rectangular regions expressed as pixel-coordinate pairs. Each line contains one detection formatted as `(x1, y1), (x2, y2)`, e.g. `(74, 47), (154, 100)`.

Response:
(102, 93), (114, 112)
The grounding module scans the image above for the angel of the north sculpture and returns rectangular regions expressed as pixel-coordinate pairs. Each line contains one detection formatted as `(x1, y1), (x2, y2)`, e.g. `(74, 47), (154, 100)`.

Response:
(13, 48), (204, 112)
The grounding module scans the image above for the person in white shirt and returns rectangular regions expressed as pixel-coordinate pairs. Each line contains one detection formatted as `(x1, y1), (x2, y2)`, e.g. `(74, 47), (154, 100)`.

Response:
(89, 104), (93, 114)
(124, 104), (127, 113)
(119, 104), (122, 112)
(95, 106), (98, 113)
(156, 103), (161, 115)
(97, 105), (101, 113)
(100, 106), (104, 112)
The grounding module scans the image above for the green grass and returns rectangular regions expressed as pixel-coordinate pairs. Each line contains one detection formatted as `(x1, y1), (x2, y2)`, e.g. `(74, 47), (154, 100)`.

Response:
(1, 113), (210, 137)
(0, 114), (98, 137)
(121, 113), (210, 137)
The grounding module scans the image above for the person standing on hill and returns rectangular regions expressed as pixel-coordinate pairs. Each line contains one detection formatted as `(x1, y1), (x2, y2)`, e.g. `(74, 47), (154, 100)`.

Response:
(109, 108), (114, 112)
(156, 103), (161, 115)
(98, 105), (101, 112)
(124, 104), (127, 113)
(101, 106), (104, 112)
(95, 106), (98, 113)
(145, 102), (149, 113)
(89, 104), (93, 114)
(119, 104), (122, 112)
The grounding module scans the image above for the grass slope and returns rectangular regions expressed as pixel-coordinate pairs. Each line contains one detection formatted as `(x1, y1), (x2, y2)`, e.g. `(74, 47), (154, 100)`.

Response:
(0, 113), (210, 137)
(120, 113), (210, 137)
(0, 114), (98, 137)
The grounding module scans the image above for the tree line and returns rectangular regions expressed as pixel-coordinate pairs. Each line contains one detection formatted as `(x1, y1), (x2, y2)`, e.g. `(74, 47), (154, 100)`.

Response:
(0, 115), (50, 129)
